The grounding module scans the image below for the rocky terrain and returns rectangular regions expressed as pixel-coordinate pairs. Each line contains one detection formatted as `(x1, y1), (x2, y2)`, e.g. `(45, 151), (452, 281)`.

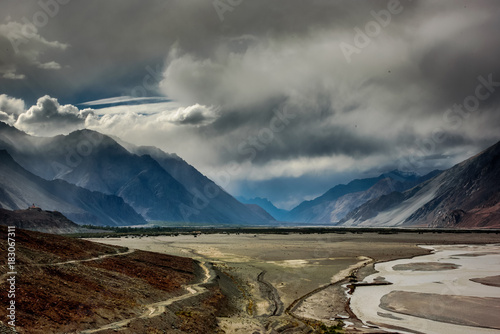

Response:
(286, 170), (440, 224)
(94, 231), (500, 334)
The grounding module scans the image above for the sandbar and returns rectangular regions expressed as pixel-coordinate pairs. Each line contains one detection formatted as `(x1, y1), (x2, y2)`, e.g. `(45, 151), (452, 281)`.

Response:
(380, 290), (500, 330)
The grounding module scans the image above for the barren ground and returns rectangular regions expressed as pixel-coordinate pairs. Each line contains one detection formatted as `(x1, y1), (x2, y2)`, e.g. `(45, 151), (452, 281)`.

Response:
(0, 226), (227, 334)
(89, 231), (500, 333)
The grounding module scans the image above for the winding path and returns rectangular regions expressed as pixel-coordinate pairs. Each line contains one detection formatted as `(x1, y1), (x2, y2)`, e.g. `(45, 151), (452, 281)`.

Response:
(1, 243), (215, 333)
(80, 260), (213, 333)
(0, 248), (135, 283)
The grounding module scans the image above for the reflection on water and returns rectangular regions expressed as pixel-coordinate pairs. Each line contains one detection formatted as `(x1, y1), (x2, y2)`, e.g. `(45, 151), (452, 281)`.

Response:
(350, 244), (500, 334)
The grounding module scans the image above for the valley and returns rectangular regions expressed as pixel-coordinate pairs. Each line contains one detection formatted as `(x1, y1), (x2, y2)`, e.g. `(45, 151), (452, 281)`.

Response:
(1, 2), (499, 333)
(89, 231), (500, 333)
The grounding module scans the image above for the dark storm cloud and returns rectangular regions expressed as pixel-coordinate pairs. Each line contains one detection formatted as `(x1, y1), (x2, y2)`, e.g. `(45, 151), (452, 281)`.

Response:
(159, 1), (500, 170)
(1, 0), (500, 203)
(0, 0), (372, 103)
(210, 102), (389, 165)
(0, 20), (67, 82)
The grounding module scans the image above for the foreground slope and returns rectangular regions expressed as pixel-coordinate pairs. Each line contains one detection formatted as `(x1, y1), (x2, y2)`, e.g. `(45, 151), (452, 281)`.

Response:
(341, 140), (500, 228)
(0, 227), (226, 334)
(0, 150), (146, 226)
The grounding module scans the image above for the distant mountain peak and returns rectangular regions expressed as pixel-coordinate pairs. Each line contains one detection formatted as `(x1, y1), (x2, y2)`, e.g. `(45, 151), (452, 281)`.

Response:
(237, 196), (289, 221)
(385, 169), (420, 178)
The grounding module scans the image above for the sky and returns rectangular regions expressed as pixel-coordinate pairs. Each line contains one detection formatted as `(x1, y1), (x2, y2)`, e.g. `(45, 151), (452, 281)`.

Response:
(1, 0), (500, 209)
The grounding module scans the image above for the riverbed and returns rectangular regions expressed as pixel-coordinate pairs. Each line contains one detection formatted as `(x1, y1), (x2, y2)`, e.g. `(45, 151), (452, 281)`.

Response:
(350, 244), (500, 334)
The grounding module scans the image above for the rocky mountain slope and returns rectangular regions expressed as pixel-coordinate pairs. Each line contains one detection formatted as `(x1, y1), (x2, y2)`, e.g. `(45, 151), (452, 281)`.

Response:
(132, 145), (273, 224)
(244, 203), (277, 222)
(287, 170), (440, 223)
(0, 150), (146, 226)
(340, 140), (500, 228)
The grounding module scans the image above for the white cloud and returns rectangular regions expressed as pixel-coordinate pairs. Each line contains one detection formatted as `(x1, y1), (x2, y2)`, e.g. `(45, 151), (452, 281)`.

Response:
(2, 68), (25, 80)
(161, 104), (218, 126)
(80, 96), (170, 107)
(15, 95), (94, 136)
(37, 61), (62, 70)
(87, 101), (182, 116)
(0, 111), (15, 124)
(0, 94), (25, 117)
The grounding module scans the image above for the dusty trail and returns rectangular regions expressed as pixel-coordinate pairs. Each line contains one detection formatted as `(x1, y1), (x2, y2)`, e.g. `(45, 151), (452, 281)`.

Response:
(53, 248), (135, 265)
(0, 248), (135, 283)
(80, 260), (213, 334)
(1, 246), (214, 333)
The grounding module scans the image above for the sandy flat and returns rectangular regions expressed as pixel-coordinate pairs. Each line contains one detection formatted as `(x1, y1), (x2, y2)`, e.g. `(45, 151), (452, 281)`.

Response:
(392, 262), (460, 271)
(380, 290), (500, 330)
(455, 252), (498, 257)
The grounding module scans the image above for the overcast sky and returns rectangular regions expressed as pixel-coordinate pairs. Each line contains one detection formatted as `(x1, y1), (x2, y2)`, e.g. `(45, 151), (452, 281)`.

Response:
(1, 0), (500, 209)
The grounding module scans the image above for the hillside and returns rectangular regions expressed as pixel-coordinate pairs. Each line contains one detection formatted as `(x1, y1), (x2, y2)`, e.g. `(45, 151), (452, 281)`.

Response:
(0, 226), (226, 333)
(0, 208), (92, 234)
(132, 145), (274, 224)
(244, 203), (277, 222)
(340, 140), (500, 228)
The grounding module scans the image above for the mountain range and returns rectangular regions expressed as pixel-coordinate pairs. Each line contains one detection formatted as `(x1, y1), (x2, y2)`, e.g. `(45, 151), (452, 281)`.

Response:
(237, 196), (289, 221)
(0, 149), (145, 226)
(239, 142), (500, 229)
(340, 140), (500, 228)
(285, 170), (441, 223)
(0, 122), (271, 226)
(0, 121), (498, 228)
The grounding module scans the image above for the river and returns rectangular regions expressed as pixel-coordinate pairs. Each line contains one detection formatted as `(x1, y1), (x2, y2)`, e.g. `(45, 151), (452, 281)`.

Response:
(350, 244), (500, 334)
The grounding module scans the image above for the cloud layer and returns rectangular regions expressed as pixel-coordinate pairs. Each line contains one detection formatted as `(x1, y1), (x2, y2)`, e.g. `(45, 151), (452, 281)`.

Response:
(0, 19), (67, 81)
(1, 0), (500, 207)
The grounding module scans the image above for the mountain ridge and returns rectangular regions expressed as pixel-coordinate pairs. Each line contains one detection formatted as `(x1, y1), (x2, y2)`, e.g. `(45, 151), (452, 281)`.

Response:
(286, 169), (440, 223)
(340, 140), (500, 228)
